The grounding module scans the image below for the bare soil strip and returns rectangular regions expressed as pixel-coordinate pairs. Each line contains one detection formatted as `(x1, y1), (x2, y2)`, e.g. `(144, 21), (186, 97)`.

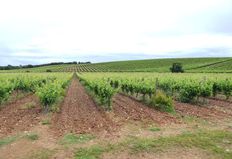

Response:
(113, 93), (230, 122)
(207, 98), (232, 115)
(174, 101), (230, 120)
(0, 95), (41, 138)
(52, 77), (116, 136)
(112, 94), (178, 125)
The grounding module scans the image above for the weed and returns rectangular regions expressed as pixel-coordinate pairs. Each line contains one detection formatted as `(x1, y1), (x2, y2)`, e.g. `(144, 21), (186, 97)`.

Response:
(25, 133), (39, 141)
(148, 127), (161, 132)
(74, 130), (232, 159)
(75, 145), (104, 159)
(41, 119), (51, 125)
(60, 133), (95, 145)
(0, 135), (19, 147)
(150, 91), (175, 113)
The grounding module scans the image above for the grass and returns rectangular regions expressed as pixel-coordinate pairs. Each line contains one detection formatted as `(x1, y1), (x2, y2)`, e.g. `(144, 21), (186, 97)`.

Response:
(0, 133), (39, 148)
(41, 119), (51, 125)
(60, 133), (95, 145)
(0, 135), (20, 148)
(75, 146), (105, 159)
(74, 130), (232, 159)
(25, 133), (39, 141)
(148, 127), (161, 132)
(181, 115), (209, 126)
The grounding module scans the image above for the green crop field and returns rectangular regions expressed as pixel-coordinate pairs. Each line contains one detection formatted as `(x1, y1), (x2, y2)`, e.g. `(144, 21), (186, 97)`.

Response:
(0, 73), (72, 109)
(1, 70), (232, 159)
(1, 59), (232, 159)
(1, 57), (232, 73)
(78, 72), (232, 110)
(2, 1), (232, 158)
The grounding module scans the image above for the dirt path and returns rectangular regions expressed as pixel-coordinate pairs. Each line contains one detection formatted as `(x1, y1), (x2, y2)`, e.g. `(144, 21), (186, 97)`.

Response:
(0, 94), (42, 138)
(52, 77), (116, 136)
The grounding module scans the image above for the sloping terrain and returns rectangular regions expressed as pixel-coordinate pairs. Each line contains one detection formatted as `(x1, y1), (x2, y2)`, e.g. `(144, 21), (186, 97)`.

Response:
(188, 58), (232, 72)
(1, 57), (232, 73)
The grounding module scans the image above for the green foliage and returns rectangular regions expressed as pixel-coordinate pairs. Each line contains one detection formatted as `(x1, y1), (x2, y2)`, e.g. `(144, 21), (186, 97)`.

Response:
(170, 63), (184, 73)
(120, 79), (154, 98)
(212, 81), (223, 97)
(75, 146), (105, 159)
(36, 82), (64, 112)
(129, 130), (232, 158)
(148, 127), (161, 132)
(0, 135), (19, 147)
(79, 76), (117, 110)
(41, 119), (51, 125)
(37, 83), (61, 105)
(25, 133), (39, 140)
(46, 69), (52, 72)
(79, 72), (232, 106)
(199, 82), (212, 97)
(222, 79), (232, 99)
(0, 81), (13, 104)
(178, 80), (212, 102)
(74, 130), (232, 159)
(60, 133), (95, 145)
(150, 91), (175, 113)
(0, 73), (71, 112)
(179, 81), (200, 102)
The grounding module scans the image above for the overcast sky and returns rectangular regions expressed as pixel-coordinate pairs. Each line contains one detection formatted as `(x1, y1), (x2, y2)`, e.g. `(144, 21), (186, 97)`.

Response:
(0, 0), (232, 65)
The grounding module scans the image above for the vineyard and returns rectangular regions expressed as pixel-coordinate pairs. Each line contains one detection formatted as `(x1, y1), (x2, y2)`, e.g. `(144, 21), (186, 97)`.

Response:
(78, 73), (232, 110)
(0, 71), (232, 159)
(1, 0), (232, 157)
(1, 57), (232, 73)
(0, 73), (72, 112)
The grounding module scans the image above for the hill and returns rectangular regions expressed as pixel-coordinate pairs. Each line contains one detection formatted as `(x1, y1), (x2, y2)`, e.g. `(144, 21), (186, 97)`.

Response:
(0, 57), (232, 73)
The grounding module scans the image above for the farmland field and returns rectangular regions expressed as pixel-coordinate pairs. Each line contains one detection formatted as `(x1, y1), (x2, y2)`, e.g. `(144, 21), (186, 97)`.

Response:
(1, 57), (232, 73)
(1, 0), (232, 158)
(0, 71), (231, 159)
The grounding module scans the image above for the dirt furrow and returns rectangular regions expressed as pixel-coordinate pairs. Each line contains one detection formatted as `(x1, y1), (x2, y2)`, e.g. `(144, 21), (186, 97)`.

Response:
(174, 101), (230, 120)
(207, 98), (232, 115)
(52, 77), (116, 136)
(0, 95), (42, 138)
(112, 94), (178, 125)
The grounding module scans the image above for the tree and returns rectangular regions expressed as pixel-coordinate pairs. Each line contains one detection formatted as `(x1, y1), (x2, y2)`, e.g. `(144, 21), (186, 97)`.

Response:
(170, 63), (184, 73)
(46, 69), (52, 72)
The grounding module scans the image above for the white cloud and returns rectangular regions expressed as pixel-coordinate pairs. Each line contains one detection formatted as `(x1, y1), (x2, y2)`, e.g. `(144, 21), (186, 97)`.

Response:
(0, 0), (232, 65)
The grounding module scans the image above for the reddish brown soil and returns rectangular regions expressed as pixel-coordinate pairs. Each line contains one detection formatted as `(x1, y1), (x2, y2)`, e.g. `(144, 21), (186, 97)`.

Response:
(0, 94), (42, 138)
(52, 77), (117, 136)
(208, 98), (232, 111)
(174, 101), (230, 120)
(112, 94), (178, 125)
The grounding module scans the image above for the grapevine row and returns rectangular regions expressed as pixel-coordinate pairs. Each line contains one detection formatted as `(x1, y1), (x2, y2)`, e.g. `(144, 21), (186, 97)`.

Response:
(0, 73), (72, 112)
(79, 73), (232, 106)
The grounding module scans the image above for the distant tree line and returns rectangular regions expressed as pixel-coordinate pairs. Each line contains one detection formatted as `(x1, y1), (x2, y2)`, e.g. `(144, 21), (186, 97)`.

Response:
(0, 61), (91, 70)
(78, 61), (91, 64)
